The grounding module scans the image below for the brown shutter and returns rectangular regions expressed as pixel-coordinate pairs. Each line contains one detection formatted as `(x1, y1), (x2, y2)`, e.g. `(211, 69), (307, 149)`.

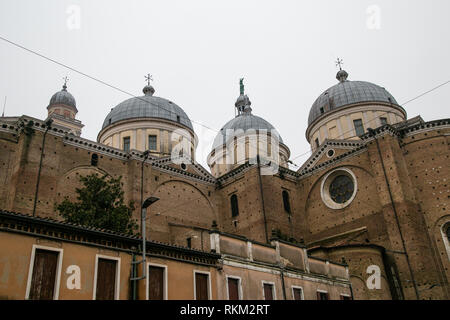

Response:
(195, 273), (209, 300)
(293, 288), (303, 300)
(317, 291), (329, 300)
(148, 266), (164, 300)
(96, 258), (117, 300)
(228, 278), (239, 300)
(29, 249), (59, 300)
(264, 284), (274, 300)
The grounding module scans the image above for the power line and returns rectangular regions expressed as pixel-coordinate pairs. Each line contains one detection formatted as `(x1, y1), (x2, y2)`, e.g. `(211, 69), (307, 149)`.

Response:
(401, 79), (450, 106)
(1, 35), (448, 170)
(0, 34), (295, 169)
(0, 35), (218, 134)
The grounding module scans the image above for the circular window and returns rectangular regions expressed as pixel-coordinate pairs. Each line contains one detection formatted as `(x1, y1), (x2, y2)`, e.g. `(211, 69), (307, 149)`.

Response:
(321, 168), (357, 209)
(329, 175), (354, 203)
(180, 163), (187, 170)
(327, 149), (335, 158)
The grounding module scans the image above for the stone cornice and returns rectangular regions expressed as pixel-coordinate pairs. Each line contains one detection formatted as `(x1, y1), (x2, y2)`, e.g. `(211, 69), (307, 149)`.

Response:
(298, 145), (367, 179)
(216, 162), (254, 187)
(305, 102), (407, 141)
(298, 139), (365, 174)
(0, 209), (220, 267)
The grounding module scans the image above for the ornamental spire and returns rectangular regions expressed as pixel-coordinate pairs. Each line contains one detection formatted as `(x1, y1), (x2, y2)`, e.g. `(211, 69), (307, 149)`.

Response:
(143, 73), (155, 96)
(335, 58), (348, 83)
(62, 76), (69, 91)
(239, 78), (244, 95)
(235, 77), (251, 115)
(335, 58), (344, 71)
(145, 73), (153, 86)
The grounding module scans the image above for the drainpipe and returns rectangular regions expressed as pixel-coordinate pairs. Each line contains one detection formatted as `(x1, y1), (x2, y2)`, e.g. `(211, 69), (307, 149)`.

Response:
(256, 155), (269, 243)
(130, 151), (150, 298)
(349, 275), (355, 300)
(273, 237), (287, 300)
(32, 119), (52, 217)
(131, 253), (137, 300)
(280, 269), (287, 300)
(368, 128), (420, 299)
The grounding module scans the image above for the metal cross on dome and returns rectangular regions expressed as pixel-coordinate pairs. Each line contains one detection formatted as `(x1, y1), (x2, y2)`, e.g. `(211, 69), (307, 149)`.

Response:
(335, 58), (344, 71)
(145, 74), (153, 86)
(62, 76), (69, 90)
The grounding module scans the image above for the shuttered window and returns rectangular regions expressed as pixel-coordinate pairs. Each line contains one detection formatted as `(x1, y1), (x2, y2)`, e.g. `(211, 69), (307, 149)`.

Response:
(95, 258), (117, 300)
(263, 283), (274, 300)
(317, 291), (329, 300)
(148, 266), (165, 300)
(227, 278), (240, 300)
(28, 249), (59, 300)
(195, 273), (209, 300)
(293, 287), (303, 300)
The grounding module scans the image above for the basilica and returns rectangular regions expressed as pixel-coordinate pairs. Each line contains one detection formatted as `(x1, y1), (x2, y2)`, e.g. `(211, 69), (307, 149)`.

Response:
(0, 66), (448, 300)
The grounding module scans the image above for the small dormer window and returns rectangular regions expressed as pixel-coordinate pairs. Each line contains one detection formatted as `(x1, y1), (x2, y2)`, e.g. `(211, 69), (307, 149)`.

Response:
(148, 135), (157, 151)
(353, 119), (365, 136)
(123, 137), (130, 152)
(177, 115), (180, 123)
(320, 107), (325, 114)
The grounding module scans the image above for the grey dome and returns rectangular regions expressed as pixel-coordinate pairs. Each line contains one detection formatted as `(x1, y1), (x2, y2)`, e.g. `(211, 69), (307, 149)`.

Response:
(308, 72), (402, 126)
(212, 113), (283, 149)
(49, 85), (77, 110)
(102, 91), (193, 131)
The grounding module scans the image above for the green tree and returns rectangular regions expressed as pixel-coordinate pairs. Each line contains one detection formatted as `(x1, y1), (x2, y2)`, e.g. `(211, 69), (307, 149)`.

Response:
(57, 173), (138, 234)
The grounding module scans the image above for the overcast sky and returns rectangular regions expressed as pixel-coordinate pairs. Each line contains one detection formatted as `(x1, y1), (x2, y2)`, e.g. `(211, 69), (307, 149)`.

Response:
(1, 0), (449, 170)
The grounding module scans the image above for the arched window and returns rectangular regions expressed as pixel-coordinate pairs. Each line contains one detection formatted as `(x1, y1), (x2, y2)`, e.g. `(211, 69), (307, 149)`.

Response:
(282, 190), (291, 214)
(91, 153), (98, 166)
(231, 194), (239, 217)
(443, 222), (450, 260)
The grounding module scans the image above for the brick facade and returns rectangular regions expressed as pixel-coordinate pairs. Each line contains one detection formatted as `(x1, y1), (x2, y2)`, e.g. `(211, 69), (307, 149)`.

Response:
(0, 115), (448, 299)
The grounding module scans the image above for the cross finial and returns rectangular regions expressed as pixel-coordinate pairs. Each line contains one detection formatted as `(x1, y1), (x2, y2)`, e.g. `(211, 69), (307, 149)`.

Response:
(335, 58), (344, 71)
(62, 76), (69, 90)
(145, 74), (153, 86)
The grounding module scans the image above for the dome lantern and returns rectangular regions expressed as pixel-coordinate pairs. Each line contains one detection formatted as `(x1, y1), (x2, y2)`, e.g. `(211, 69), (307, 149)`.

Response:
(207, 79), (290, 178)
(46, 77), (84, 136)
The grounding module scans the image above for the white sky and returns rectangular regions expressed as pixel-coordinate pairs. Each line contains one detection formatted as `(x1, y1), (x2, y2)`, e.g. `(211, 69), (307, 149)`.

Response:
(1, 0), (449, 170)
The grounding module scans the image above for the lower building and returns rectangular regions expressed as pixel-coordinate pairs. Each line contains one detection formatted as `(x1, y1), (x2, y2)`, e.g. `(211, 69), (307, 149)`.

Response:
(0, 210), (351, 300)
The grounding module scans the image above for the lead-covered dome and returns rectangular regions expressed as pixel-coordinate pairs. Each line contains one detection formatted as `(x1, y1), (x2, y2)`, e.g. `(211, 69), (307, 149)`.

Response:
(308, 70), (401, 126)
(208, 79), (290, 178)
(213, 113), (283, 149)
(48, 84), (77, 111)
(101, 86), (193, 131)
